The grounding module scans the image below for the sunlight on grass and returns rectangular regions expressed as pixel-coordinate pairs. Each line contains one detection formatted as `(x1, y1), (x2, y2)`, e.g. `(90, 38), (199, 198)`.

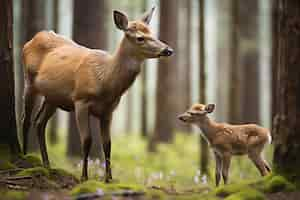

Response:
(46, 132), (273, 192)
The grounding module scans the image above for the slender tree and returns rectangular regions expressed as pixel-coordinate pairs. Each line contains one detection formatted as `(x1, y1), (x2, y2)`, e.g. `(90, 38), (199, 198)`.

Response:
(48, 0), (59, 145)
(199, 0), (209, 176)
(216, 0), (230, 122)
(150, 0), (178, 151)
(141, 0), (148, 138)
(271, 0), (279, 121)
(240, 0), (260, 124)
(228, 0), (241, 124)
(68, 0), (108, 158)
(272, 0), (300, 181)
(0, 0), (21, 159)
(125, 89), (133, 134)
(21, 0), (46, 151)
(177, 0), (192, 134)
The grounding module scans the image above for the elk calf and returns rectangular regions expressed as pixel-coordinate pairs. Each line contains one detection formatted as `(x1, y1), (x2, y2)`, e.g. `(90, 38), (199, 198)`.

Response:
(178, 103), (271, 186)
(22, 7), (173, 182)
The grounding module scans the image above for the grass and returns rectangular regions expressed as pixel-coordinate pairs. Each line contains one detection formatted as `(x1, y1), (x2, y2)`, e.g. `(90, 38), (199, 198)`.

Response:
(44, 132), (275, 198)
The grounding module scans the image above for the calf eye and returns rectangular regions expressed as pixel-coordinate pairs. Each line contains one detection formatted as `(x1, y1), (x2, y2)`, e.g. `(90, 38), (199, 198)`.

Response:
(137, 36), (145, 42)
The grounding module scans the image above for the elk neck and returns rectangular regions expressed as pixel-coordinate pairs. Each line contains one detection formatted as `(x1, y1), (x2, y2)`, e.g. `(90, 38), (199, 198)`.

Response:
(196, 116), (219, 142)
(96, 36), (144, 97)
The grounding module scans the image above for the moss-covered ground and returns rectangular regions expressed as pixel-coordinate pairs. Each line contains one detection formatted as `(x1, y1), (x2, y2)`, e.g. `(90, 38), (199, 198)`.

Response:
(1, 133), (297, 199)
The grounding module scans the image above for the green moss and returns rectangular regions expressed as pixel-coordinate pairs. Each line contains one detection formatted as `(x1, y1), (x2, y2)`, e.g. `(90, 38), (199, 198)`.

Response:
(21, 154), (43, 167)
(70, 180), (145, 196)
(260, 175), (296, 193)
(0, 144), (10, 161)
(214, 183), (252, 197)
(224, 188), (265, 200)
(145, 189), (166, 200)
(17, 167), (50, 178)
(49, 168), (77, 180)
(0, 160), (16, 170)
(2, 190), (28, 200)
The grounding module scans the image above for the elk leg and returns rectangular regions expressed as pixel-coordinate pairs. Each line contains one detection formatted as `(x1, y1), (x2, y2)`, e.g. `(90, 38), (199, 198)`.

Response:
(22, 85), (37, 155)
(248, 153), (268, 176)
(214, 152), (222, 187)
(35, 100), (56, 168)
(75, 101), (91, 181)
(100, 114), (112, 183)
(222, 153), (231, 184)
(263, 159), (271, 173)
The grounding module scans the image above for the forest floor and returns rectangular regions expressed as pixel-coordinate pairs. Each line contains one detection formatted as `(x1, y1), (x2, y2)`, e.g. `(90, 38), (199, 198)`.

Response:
(0, 134), (298, 200)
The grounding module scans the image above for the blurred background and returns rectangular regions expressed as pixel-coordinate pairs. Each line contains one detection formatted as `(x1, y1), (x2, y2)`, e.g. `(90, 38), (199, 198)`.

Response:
(11, 0), (273, 186)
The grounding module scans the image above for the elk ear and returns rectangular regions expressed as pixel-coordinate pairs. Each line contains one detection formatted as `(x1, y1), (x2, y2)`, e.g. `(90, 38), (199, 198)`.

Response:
(141, 6), (155, 24)
(205, 104), (215, 113)
(113, 10), (128, 31)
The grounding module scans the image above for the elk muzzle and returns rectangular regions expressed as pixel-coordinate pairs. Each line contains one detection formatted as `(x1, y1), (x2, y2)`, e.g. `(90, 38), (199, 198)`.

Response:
(159, 46), (173, 57)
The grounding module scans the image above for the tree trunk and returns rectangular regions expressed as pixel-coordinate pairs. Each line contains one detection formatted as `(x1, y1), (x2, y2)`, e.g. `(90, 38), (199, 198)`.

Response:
(141, 65), (148, 138)
(273, 0), (300, 180)
(48, 0), (59, 145)
(176, 0), (192, 134)
(199, 0), (209, 176)
(67, 113), (81, 156)
(21, 0), (46, 151)
(140, 0), (148, 138)
(240, 0), (260, 124)
(125, 90), (133, 134)
(149, 0), (178, 151)
(0, 0), (21, 159)
(216, 1), (231, 122)
(271, 0), (279, 122)
(228, 0), (242, 124)
(69, 0), (108, 158)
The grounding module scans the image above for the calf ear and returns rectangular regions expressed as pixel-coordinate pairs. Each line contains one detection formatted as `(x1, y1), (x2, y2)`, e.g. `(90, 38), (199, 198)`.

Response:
(113, 10), (128, 31)
(141, 6), (155, 24)
(205, 104), (215, 113)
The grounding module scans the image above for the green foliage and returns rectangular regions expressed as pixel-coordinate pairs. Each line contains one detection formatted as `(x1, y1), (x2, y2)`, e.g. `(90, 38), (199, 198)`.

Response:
(70, 180), (144, 196)
(0, 160), (16, 170)
(21, 154), (43, 167)
(0, 144), (10, 161)
(17, 166), (50, 177)
(224, 188), (265, 200)
(214, 182), (253, 197)
(1, 190), (28, 200)
(257, 175), (296, 193)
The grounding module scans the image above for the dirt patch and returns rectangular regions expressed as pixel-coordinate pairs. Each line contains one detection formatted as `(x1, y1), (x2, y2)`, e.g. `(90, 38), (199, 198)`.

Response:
(267, 192), (300, 200)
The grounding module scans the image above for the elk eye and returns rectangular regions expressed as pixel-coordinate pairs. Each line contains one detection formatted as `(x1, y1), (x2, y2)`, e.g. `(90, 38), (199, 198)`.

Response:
(137, 36), (145, 42)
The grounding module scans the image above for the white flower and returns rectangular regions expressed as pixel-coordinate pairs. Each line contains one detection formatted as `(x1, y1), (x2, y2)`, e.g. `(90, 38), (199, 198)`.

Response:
(194, 175), (200, 184)
(201, 175), (207, 184)
(170, 170), (176, 176)
(96, 189), (104, 196)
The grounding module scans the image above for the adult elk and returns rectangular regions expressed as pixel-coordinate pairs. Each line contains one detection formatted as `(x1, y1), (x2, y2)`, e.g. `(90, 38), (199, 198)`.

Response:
(178, 103), (271, 186)
(22, 7), (173, 182)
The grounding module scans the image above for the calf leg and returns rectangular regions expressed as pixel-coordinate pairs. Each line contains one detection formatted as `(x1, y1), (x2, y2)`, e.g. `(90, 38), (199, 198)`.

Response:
(100, 114), (112, 183)
(34, 100), (56, 168)
(214, 152), (222, 187)
(75, 101), (91, 181)
(221, 153), (231, 184)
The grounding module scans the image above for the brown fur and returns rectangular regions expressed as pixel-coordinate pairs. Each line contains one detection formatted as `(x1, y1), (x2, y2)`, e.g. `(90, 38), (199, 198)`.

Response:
(178, 103), (271, 186)
(22, 8), (173, 182)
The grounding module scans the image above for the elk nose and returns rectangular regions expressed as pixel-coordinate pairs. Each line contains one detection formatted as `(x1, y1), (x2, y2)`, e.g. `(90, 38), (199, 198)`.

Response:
(177, 114), (187, 122)
(159, 47), (173, 57)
